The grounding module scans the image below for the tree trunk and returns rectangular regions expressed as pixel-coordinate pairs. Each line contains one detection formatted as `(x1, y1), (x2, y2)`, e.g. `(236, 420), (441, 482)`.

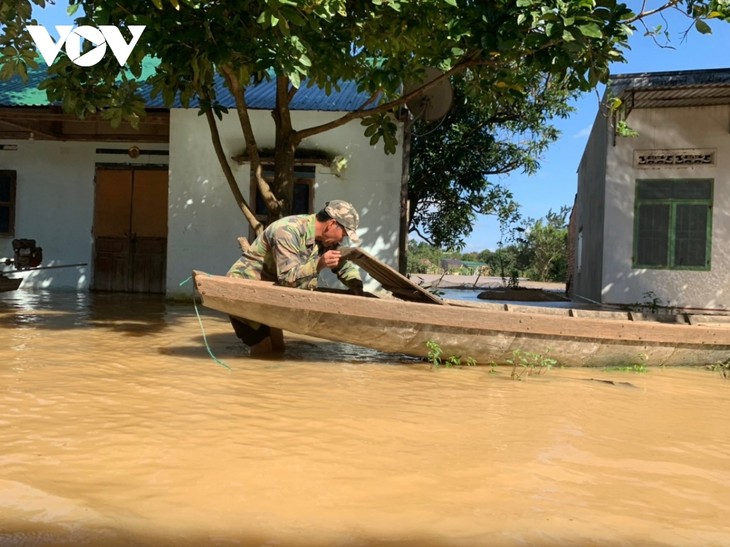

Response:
(268, 76), (299, 222)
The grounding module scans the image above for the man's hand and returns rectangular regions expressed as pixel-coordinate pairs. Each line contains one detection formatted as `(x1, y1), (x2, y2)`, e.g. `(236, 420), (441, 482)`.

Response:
(317, 250), (342, 272)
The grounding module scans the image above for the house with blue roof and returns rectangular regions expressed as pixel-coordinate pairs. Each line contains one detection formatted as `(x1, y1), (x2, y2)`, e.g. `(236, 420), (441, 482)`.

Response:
(0, 66), (404, 296)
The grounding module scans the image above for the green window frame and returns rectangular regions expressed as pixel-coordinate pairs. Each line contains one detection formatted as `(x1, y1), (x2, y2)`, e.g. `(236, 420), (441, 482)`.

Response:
(0, 170), (16, 237)
(633, 178), (713, 270)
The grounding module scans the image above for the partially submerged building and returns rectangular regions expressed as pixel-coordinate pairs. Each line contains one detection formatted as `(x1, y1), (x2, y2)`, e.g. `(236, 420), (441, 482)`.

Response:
(571, 68), (730, 311)
(0, 66), (404, 297)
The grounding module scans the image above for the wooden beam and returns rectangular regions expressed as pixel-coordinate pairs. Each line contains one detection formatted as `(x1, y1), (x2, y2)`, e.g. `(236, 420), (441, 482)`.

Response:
(0, 119), (61, 140)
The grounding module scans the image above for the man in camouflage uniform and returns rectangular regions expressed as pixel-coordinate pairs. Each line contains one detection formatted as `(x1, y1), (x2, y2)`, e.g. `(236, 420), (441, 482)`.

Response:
(227, 200), (363, 354)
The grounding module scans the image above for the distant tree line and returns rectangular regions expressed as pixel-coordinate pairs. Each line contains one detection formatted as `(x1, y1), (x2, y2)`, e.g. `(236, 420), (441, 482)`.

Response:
(407, 206), (570, 284)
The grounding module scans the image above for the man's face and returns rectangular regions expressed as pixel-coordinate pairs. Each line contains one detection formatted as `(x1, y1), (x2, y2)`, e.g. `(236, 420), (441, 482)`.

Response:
(321, 219), (346, 247)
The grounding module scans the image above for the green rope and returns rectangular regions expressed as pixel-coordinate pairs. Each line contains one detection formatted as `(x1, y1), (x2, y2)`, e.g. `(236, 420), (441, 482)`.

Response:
(180, 276), (232, 371)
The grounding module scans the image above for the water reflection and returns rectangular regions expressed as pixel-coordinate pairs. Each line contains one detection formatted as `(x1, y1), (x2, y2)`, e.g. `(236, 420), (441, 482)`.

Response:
(1, 290), (730, 546)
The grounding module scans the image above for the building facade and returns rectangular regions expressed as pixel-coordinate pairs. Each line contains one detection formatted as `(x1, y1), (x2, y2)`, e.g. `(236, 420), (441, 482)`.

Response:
(0, 74), (404, 297)
(571, 68), (730, 311)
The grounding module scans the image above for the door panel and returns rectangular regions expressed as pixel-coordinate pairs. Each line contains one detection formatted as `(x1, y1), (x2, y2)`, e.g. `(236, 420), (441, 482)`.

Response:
(94, 170), (133, 237)
(131, 169), (168, 293)
(131, 170), (168, 237)
(131, 237), (167, 293)
(93, 236), (130, 292)
(93, 167), (168, 293)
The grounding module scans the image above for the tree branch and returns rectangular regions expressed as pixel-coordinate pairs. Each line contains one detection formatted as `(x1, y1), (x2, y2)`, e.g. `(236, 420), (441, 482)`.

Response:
(201, 102), (261, 233)
(200, 84), (263, 233)
(411, 225), (435, 247)
(294, 52), (483, 142)
(219, 63), (275, 229)
(624, 0), (683, 24)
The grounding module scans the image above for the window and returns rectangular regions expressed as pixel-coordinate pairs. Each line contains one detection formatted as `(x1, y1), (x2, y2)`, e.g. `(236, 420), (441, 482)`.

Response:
(633, 179), (712, 269)
(251, 165), (315, 224)
(0, 170), (16, 236)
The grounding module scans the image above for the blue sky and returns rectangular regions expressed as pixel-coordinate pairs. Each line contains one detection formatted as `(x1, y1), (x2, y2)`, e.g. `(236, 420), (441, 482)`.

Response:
(31, 2), (730, 252)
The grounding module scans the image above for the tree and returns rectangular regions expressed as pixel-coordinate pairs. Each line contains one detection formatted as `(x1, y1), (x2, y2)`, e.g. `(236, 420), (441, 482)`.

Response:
(408, 73), (569, 250)
(519, 206), (570, 282)
(1, 0), (728, 237)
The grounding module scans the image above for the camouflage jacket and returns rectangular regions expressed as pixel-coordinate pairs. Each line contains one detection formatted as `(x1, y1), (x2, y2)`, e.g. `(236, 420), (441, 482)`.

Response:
(227, 214), (361, 290)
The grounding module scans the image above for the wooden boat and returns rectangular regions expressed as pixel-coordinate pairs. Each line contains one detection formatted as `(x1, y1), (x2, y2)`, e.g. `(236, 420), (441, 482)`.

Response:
(193, 248), (730, 367)
(1, 239), (87, 293)
(0, 275), (22, 293)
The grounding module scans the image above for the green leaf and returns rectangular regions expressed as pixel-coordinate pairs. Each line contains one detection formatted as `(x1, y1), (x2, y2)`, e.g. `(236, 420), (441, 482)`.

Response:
(695, 19), (712, 34)
(578, 23), (603, 38)
(443, 0), (457, 6)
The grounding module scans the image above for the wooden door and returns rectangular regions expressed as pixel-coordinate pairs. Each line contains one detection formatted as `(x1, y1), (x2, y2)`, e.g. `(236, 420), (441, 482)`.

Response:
(93, 167), (168, 293)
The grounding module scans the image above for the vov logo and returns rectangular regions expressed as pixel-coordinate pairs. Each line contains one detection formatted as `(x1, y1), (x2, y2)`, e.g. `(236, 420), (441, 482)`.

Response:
(28, 25), (146, 67)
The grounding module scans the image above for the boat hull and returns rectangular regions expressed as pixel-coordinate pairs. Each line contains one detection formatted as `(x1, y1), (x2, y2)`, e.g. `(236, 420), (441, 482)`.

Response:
(0, 276), (21, 293)
(193, 271), (730, 367)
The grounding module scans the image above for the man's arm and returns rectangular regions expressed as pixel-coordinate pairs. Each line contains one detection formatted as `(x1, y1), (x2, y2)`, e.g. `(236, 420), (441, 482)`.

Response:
(334, 260), (363, 295)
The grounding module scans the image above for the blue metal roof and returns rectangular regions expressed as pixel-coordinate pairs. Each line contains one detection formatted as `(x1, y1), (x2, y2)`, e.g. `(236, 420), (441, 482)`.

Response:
(0, 61), (374, 111)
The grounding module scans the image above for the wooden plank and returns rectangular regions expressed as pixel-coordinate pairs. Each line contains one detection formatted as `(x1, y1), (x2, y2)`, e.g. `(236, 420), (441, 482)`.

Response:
(339, 247), (443, 305)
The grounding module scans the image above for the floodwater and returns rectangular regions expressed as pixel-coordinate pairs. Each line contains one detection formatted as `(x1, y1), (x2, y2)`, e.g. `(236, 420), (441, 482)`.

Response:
(1, 291), (730, 547)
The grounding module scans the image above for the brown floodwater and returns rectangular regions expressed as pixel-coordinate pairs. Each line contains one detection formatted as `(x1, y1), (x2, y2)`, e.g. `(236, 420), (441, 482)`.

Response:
(1, 290), (730, 546)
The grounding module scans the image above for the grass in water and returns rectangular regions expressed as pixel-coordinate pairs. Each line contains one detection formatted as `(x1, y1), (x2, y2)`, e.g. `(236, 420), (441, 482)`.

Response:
(425, 339), (476, 368)
(602, 353), (649, 373)
(705, 358), (730, 379)
(506, 349), (557, 380)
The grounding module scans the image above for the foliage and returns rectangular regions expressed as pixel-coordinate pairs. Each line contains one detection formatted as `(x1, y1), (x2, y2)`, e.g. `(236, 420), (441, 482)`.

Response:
(408, 74), (567, 250)
(625, 290), (679, 314)
(406, 240), (459, 274)
(425, 338), (476, 368)
(603, 353), (650, 373)
(506, 348), (557, 380)
(2, 0), (730, 233)
(707, 358), (730, 379)
(518, 206), (570, 282)
(406, 204), (568, 283)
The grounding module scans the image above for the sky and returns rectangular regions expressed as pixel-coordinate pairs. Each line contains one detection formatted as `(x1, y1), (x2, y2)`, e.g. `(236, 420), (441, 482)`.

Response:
(29, 2), (730, 252)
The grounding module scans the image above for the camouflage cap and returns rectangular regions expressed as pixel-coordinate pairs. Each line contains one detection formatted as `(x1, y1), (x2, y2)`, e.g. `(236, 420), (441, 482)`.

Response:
(324, 200), (360, 244)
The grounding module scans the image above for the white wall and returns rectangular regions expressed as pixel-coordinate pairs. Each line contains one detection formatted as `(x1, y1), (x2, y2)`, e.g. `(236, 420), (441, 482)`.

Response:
(602, 105), (730, 310)
(0, 139), (168, 290)
(167, 109), (404, 298)
(572, 108), (609, 304)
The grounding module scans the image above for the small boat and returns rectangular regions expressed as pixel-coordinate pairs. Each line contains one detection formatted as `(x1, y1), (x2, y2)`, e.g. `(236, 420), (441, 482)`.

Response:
(1, 239), (87, 293)
(193, 248), (730, 367)
(0, 275), (22, 293)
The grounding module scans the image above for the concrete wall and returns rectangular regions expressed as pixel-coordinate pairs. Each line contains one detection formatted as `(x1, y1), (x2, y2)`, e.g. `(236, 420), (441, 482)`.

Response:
(166, 109), (403, 297)
(572, 108), (610, 305)
(602, 104), (730, 310)
(0, 140), (168, 290)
